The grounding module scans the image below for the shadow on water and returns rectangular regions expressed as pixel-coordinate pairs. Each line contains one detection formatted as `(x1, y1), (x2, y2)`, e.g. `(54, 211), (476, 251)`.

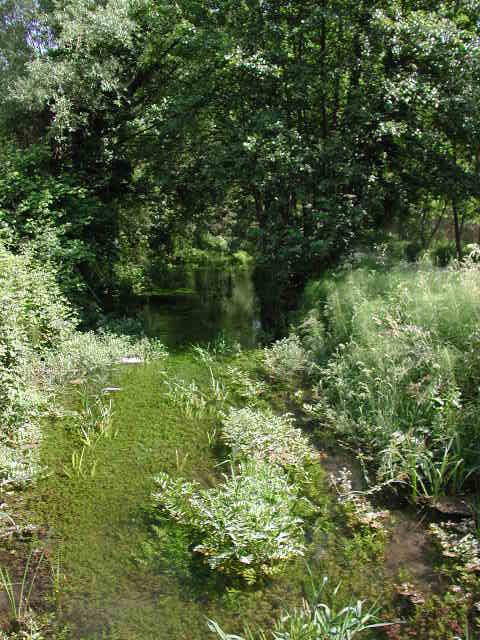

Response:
(124, 264), (261, 349)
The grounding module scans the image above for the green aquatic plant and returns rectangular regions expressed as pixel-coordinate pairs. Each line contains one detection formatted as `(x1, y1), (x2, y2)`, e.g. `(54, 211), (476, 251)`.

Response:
(208, 367), (229, 404)
(208, 578), (390, 639)
(221, 407), (316, 469)
(63, 446), (97, 479)
(263, 335), (310, 383)
(222, 366), (267, 404)
(0, 551), (45, 626)
(153, 461), (307, 582)
(163, 377), (209, 418)
(163, 367), (228, 419)
(379, 435), (471, 500)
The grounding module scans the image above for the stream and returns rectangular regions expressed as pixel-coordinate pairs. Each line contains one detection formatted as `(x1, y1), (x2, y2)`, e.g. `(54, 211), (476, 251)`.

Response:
(27, 264), (440, 639)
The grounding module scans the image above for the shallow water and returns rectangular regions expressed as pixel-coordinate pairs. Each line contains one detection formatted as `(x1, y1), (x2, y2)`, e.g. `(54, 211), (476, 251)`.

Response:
(28, 266), (441, 638)
(29, 267), (306, 639)
(33, 357), (311, 639)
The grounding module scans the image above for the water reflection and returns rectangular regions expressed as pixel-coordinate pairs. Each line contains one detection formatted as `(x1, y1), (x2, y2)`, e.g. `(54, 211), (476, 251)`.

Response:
(130, 264), (260, 348)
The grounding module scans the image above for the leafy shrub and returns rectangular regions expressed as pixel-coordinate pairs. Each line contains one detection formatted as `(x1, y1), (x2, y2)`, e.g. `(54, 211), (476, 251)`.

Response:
(152, 461), (306, 582)
(297, 310), (325, 362)
(0, 142), (103, 302)
(221, 407), (316, 468)
(42, 331), (167, 385)
(0, 246), (75, 482)
(263, 335), (310, 383)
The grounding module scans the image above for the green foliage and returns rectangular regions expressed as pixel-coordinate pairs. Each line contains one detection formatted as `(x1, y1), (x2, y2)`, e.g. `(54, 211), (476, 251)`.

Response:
(0, 142), (107, 302)
(221, 407), (316, 469)
(208, 578), (388, 640)
(153, 461), (306, 583)
(0, 241), (167, 484)
(431, 240), (457, 267)
(263, 336), (310, 384)
(0, 243), (74, 481)
(43, 331), (167, 385)
(302, 264), (480, 498)
(1, 0), (480, 327)
(0, 550), (44, 628)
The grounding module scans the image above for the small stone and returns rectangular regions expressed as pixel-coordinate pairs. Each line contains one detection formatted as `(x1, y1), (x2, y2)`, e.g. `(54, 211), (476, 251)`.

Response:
(119, 356), (144, 365)
(395, 582), (426, 611)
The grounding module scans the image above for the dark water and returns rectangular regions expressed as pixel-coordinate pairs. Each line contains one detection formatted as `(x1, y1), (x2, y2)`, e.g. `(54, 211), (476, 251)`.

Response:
(128, 265), (260, 348)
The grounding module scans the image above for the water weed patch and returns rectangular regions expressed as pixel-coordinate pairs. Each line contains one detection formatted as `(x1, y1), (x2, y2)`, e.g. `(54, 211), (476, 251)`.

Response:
(153, 461), (307, 583)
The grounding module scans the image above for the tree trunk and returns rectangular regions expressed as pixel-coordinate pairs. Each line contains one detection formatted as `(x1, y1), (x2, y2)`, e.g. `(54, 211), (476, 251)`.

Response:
(452, 200), (462, 260)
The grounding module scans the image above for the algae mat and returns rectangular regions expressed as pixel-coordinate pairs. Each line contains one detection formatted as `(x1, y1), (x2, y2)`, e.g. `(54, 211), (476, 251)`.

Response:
(30, 356), (303, 639)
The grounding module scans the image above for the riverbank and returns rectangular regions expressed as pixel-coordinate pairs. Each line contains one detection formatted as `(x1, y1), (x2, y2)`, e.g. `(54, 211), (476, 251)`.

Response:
(1, 252), (478, 639)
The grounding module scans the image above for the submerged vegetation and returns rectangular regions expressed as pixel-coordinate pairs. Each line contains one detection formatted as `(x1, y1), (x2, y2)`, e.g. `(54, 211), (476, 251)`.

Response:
(0, 250), (479, 638)
(153, 461), (307, 582)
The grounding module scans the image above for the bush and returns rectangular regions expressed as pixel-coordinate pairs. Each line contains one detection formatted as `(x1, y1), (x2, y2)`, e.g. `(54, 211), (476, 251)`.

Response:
(0, 242), (167, 484)
(431, 239), (457, 267)
(42, 331), (167, 385)
(221, 407), (316, 468)
(263, 335), (310, 383)
(0, 246), (75, 482)
(152, 461), (306, 582)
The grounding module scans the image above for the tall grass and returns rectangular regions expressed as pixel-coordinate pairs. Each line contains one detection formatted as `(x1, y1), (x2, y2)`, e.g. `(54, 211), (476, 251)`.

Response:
(301, 263), (480, 498)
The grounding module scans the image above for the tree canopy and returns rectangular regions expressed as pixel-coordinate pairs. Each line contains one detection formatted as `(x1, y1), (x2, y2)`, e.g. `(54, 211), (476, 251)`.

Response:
(1, 0), (479, 330)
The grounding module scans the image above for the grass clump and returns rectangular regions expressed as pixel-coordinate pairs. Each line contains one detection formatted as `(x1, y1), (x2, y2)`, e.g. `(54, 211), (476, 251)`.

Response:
(153, 461), (306, 583)
(221, 407), (317, 468)
(301, 263), (480, 499)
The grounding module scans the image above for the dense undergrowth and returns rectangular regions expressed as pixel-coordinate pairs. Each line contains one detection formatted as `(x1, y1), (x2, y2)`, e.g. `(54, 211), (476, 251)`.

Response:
(300, 260), (480, 502)
(0, 243), (166, 484)
(0, 243), (167, 637)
